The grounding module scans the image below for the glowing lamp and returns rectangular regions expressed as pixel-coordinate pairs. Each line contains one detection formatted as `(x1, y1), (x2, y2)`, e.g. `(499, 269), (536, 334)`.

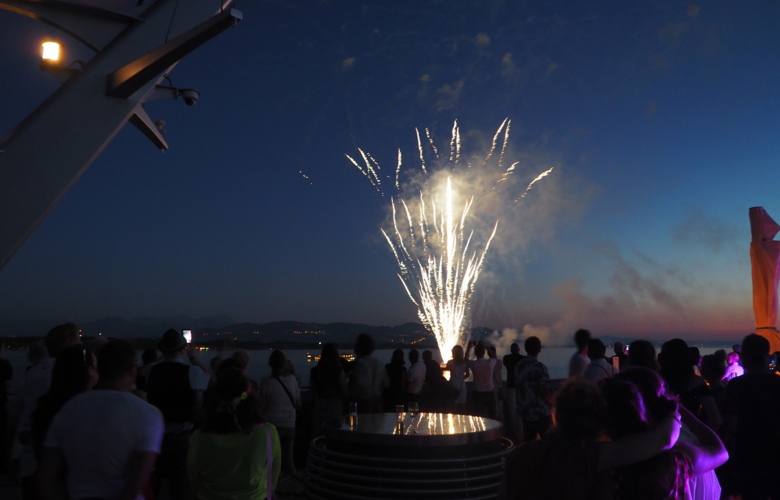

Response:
(41, 41), (61, 63)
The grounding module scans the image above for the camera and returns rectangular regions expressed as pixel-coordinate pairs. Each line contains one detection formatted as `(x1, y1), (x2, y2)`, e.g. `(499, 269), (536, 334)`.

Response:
(179, 89), (199, 106)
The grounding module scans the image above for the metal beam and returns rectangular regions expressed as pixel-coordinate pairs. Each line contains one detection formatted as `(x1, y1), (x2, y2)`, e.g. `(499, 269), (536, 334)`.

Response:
(107, 8), (242, 99)
(0, 0), (240, 269)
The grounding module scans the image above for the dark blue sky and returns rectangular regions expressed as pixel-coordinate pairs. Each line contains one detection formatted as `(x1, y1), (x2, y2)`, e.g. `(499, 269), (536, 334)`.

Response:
(2, 1), (780, 343)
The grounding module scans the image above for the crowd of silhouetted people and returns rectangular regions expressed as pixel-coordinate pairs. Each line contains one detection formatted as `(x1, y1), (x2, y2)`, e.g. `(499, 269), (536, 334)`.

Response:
(1, 324), (778, 499)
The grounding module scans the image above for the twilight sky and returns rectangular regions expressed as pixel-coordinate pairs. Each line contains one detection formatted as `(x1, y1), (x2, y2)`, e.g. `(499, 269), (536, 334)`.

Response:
(1, 1), (779, 343)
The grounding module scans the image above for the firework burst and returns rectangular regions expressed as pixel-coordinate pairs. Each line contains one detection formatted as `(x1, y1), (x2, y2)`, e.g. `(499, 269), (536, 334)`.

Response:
(347, 119), (552, 360)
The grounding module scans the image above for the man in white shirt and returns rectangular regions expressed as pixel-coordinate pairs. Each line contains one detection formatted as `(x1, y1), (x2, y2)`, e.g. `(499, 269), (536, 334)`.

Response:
(466, 342), (497, 419)
(405, 349), (426, 403)
(568, 328), (591, 377)
(348, 333), (387, 413)
(39, 339), (164, 500)
(583, 338), (618, 383)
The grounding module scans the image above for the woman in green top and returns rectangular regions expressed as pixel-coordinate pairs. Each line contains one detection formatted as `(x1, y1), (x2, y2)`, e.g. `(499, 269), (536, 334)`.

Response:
(188, 368), (281, 500)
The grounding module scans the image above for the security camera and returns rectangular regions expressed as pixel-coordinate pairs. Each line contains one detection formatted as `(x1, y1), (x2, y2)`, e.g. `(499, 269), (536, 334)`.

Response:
(179, 89), (200, 106)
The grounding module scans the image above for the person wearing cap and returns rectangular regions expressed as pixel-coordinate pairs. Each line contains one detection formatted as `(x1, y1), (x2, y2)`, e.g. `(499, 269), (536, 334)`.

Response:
(146, 329), (209, 500)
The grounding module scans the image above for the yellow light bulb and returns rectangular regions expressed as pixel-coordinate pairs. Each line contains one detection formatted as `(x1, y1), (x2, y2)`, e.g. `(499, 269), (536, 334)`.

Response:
(41, 41), (60, 63)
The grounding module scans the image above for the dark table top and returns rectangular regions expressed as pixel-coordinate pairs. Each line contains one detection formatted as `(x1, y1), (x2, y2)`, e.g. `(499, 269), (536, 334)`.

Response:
(326, 412), (503, 447)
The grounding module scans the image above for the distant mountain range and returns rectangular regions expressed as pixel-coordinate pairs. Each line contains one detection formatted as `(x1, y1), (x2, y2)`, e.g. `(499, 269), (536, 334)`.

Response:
(0, 315), (492, 347)
(0, 316), (737, 348)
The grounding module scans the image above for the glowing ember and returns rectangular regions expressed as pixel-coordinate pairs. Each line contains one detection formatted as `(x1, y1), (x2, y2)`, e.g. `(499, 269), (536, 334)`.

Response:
(347, 119), (552, 360)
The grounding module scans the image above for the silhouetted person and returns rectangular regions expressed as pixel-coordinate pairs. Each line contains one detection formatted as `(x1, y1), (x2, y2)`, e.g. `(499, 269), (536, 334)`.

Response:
(488, 346), (504, 420)
(503, 343), (524, 439)
(626, 339), (660, 371)
(310, 343), (347, 436)
(723, 333), (780, 500)
(514, 336), (551, 442)
(422, 350), (449, 411)
(189, 368), (280, 500)
(147, 329), (209, 500)
(136, 348), (159, 393)
(259, 349), (300, 479)
(405, 348), (425, 404)
(583, 338), (617, 383)
(445, 345), (469, 414)
(568, 329), (590, 377)
(16, 323), (80, 500)
(31, 345), (98, 461)
(659, 338), (722, 431)
(466, 341), (497, 419)
(383, 349), (407, 411)
(38, 339), (164, 500)
(611, 341), (628, 370)
(348, 333), (386, 413)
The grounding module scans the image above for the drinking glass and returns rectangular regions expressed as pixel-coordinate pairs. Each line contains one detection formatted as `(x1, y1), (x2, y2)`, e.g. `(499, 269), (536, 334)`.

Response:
(348, 401), (358, 427)
(395, 404), (405, 421)
(408, 401), (419, 418)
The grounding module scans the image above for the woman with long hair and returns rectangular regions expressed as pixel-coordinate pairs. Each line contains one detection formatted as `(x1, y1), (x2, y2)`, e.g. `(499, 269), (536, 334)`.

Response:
(31, 344), (98, 459)
(383, 348), (407, 412)
(310, 342), (347, 436)
(258, 350), (300, 480)
(188, 368), (281, 500)
(613, 367), (728, 500)
(445, 345), (469, 414)
(659, 338), (722, 431)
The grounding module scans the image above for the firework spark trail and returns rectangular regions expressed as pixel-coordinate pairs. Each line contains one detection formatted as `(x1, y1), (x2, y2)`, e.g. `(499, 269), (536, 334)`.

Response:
(396, 178), (498, 359)
(383, 177), (498, 359)
(349, 120), (553, 361)
(395, 149), (402, 189)
(515, 166), (555, 201)
(449, 120), (461, 166)
(481, 117), (510, 170)
(416, 129), (428, 175)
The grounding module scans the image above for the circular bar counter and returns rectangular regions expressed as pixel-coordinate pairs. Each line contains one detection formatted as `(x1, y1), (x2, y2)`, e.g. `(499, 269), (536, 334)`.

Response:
(304, 412), (513, 500)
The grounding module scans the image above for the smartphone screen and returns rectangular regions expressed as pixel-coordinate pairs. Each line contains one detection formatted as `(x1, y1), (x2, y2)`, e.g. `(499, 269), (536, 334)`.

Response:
(182, 329), (192, 343)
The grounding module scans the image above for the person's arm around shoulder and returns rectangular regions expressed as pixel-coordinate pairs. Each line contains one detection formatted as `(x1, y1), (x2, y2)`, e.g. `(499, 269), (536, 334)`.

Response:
(597, 411), (682, 472)
(676, 405), (728, 476)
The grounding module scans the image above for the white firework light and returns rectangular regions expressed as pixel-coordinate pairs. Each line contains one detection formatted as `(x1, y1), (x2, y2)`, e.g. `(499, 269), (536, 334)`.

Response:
(347, 119), (553, 361)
